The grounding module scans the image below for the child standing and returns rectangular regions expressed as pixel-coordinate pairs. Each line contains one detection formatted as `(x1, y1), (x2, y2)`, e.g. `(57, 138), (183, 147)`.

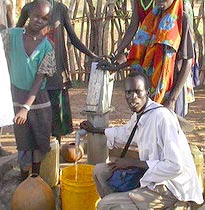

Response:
(17, 0), (100, 144)
(1, 0), (56, 180)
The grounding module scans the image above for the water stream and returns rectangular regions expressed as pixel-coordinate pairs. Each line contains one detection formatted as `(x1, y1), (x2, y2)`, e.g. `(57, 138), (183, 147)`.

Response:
(75, 145), (79, 181)
(74, 129), (87, 182)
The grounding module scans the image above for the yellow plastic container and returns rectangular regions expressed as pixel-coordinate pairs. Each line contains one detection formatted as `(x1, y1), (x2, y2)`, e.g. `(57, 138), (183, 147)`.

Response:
(40, 139), (60, 187)
(60, 164), (100, 210)
(190, 145), (204, 191)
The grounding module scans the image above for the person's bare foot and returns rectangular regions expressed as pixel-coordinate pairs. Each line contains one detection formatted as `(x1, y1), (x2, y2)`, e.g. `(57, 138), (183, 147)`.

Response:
(0, 147), (11, 156)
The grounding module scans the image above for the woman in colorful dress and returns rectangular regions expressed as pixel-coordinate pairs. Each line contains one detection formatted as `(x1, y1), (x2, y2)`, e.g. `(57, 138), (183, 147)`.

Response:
(98, 0), (194, 117)
(1, 0), (56, 180)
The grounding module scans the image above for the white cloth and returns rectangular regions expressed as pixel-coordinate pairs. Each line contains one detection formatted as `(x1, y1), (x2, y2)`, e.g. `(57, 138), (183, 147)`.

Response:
(105, 98), (203, 204)
(0, 35), (14, 127)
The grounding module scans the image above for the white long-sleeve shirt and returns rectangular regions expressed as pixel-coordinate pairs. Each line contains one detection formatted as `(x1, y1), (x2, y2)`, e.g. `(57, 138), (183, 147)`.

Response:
(105, 99), (203, 204)
(0, 35), (14, 127)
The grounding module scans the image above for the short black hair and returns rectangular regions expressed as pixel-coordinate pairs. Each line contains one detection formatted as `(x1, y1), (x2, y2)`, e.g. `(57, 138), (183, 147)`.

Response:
(126, 70), (151, 91)
(32, 0), (53, 14)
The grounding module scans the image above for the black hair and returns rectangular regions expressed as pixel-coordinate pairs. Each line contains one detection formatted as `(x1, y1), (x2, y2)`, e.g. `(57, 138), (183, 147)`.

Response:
(126, 70), (151, 92)
(32, 0), (53, 15)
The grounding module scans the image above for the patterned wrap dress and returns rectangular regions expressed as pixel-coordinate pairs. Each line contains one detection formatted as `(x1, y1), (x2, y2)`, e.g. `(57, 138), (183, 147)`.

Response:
(128, 0), (194, 116)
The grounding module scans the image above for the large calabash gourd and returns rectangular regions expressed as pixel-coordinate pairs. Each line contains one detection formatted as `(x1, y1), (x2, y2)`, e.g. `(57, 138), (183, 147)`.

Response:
(61, 142), (84, 162)
(11, 174), (55, 210)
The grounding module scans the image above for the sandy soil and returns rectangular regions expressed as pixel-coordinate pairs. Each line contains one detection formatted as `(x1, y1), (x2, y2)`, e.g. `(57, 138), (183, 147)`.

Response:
(1, 84), (205, 153)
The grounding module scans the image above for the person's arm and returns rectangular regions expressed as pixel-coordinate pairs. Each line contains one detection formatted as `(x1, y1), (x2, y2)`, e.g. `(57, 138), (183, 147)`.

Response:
(6, 0), (15, 27)
(112, 0), (139, 62)
(108, 158), (148, 172)
(63, 5), (99, 61)
(80, 120), (148, 171)
(14, 45), (56, 125)
(80, 113), (138, 149)
(140, 112), (186, 185)
(165, 13), (194, 111)
(80, 121), (105, 134)
(14, 74), (45, 125)
(16, 3), (31, 27)
(97, 59), (129, 72)
(166, 59), (192, 111)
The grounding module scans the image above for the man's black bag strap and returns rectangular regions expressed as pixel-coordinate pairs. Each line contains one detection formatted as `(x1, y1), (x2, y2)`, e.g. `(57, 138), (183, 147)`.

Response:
(120, 106), (163, 158)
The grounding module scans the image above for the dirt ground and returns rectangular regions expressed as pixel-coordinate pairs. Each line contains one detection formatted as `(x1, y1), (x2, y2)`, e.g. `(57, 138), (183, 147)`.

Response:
(1, 83), (205, 153)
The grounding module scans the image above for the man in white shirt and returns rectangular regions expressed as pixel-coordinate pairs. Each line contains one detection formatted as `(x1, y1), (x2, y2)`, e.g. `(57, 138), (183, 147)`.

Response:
(80, 70), (203, 209)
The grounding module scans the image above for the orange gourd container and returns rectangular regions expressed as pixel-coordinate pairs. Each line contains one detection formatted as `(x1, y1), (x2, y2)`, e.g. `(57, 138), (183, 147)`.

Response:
(61, 142), (84, 162)
(11, 174), (55, 210)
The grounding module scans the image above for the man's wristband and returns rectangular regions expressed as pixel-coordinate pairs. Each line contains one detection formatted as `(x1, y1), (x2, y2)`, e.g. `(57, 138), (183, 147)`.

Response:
(22, 104), (30, 111)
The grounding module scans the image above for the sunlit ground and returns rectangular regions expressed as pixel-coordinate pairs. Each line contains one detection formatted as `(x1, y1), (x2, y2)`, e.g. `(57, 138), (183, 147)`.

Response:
(1, 85), (205, 155)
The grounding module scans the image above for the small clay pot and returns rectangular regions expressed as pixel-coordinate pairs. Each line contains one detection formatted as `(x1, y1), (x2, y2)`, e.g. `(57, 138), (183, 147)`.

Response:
(61, 142), (84, 163)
